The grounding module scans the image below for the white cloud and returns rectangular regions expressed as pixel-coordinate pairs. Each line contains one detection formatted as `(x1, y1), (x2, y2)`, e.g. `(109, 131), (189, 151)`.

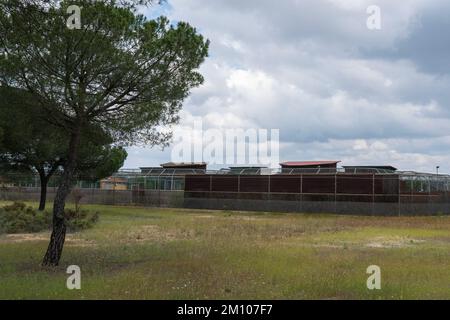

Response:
(125, 0), (450, 173)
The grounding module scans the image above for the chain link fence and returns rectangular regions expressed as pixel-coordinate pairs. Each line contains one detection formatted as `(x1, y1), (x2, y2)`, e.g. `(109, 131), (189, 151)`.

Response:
(1, 170), (449, 215)
(184, 173), (450, 216)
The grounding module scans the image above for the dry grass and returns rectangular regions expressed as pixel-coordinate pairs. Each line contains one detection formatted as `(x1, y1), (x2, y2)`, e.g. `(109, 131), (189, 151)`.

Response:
(1, 202), (450, 299)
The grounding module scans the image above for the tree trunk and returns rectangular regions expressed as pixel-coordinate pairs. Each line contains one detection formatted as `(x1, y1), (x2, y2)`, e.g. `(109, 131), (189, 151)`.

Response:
(42, 128), (81, 267)
(38, 173), (48, 211)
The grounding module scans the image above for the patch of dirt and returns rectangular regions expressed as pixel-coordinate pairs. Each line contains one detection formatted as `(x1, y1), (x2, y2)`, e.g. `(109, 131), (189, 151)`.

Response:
(310, 243), (345, 249)
(229, 216), (262, 221)
(282, 236), (426, 249)
(365, 236), (425, 248)
(194, 215), (216, 219)
(1, 233), (50, 242)
(194, 214), (262, 221)
(0, 233), (96, 247)
(65, 237), (97, 247)
(122, 225), (194, 243)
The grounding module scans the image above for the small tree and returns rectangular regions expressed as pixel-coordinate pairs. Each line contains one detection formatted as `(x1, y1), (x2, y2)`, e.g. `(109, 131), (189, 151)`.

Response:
(71, 188), (83, 213)
(0, 87), (66, 209)
(0, 87), (128, 210)
(0, 0), (209, 266)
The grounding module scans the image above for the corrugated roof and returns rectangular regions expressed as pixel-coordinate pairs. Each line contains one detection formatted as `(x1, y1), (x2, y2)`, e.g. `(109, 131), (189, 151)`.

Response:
(280, 161), (341, 167)
(101, 176), (127, 183)
(343, 165), (397, 171)
(159, 162), (207, 168)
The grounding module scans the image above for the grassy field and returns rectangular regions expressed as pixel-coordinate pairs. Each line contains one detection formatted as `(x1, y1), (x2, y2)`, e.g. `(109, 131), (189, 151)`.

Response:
(1, 201), (450, 299)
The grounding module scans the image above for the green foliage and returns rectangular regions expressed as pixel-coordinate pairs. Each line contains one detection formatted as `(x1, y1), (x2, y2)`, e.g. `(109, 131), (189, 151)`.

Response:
(0, 86), (128, 179)
(0, 86), (127, 210)
(64, 208), (99, 232)
(0, 202), (99, 234)
(0, 0), (209, 146)
(0, 0), (207, 264)
(0, 87), (66, 174)
(78, 145), (128, 181)
(0, 202), (50, 234)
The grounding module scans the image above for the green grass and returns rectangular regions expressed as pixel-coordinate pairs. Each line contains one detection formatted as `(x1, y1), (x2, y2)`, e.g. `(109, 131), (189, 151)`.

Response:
(1, 201), (450, 299)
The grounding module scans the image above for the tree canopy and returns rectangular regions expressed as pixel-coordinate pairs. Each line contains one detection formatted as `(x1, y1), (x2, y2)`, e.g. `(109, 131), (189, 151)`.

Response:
(0, 0), (208, 145)
(0, 86), (128, 210)
(0, 0), (209, 266)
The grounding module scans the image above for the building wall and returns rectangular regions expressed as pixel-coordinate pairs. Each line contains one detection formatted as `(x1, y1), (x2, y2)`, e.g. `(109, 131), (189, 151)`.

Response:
(100, 182), (128, 191)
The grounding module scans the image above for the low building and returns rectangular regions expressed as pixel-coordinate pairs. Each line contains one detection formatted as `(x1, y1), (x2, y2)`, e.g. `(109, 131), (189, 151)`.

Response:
(136, 163), (207, 191)
(100, 176), (128, 190)
(280, 161), (341, 173)
(161, 162), (207, 170)
(343, 166), (397, 174)
(227, 166), (270, 175)
(140, 162), (207, 175)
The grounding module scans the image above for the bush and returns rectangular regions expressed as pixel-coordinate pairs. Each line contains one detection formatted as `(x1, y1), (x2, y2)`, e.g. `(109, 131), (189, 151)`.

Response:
(0, 202), (50, 234)
(64, 208), (99, 232)
(0, 202), (99, 234)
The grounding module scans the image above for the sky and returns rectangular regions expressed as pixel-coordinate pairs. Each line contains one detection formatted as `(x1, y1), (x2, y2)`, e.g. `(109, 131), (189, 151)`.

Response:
(124, 0), (450, 174)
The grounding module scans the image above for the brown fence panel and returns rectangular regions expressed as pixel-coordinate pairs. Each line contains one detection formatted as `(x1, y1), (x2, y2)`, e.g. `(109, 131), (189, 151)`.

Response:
(337, 174), (373, 194)
(185, 175), (210, 192)
(270, 175), (300, 193)
(211, 176), (238, 192)
(239, 176), (269, 193)
(302, 175), (335, 193)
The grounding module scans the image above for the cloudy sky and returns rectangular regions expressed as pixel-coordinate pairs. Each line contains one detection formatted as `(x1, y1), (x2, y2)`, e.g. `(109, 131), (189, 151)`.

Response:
(125, 0), (450, 173)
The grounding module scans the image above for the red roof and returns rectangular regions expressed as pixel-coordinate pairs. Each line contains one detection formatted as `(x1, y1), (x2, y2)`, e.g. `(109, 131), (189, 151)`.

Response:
(280, 161), (341, 167)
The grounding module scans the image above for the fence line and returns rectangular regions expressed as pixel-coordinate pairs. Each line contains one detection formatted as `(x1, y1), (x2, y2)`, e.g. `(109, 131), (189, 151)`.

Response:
(183, 174), (450, 216)
(1, 172), (450, 215)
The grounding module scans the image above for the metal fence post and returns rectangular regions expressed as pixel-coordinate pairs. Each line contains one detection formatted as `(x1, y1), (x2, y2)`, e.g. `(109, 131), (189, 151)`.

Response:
(300, 174), (303, 194)
(398, 175), (401, 217)
(158, 176), (161, 207)
(428, 176), (431, 213)
(334, 173), (337, 214)
(372, 174), (375, 215)
(113, 184), (116, 205)
(299, 174), (303, 212)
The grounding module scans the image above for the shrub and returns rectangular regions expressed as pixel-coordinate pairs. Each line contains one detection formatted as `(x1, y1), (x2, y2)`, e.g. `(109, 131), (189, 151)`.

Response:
(0, 202), (51, 234)
(64, 208), (99, 232)
(0, 202), (99, 234)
